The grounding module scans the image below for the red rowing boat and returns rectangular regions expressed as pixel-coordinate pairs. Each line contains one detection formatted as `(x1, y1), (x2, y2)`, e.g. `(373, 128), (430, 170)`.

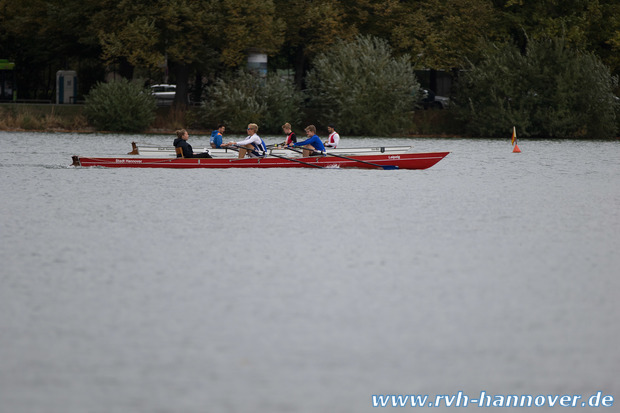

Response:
(71, 152), (449, 170)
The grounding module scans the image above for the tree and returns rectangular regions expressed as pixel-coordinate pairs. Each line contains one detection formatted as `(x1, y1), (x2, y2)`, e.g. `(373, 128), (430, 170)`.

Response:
(388, 0), (500, 69)
(84, 78), (156, 132)
(93, 0), (285, 107)
(92, 0), (214, 107)
(0, 0), (103, 100)
(274, 0), (355, 88)
(454, 37), (619, 138)
(202, 70), (304, 133)
(209, 0), (285, 67)
(306, 35), (419, 135)
(494, 0), (620, 76)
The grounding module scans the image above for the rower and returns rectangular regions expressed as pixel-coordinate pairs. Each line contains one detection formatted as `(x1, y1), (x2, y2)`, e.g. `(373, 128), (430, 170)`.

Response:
(281, 122), (298, 147)
(325, 124), (340, 148)
(289, 125), (326, 157)
(221, 123), (267, 159)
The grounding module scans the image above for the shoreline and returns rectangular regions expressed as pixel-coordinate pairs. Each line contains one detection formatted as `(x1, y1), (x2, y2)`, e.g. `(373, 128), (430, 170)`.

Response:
(1, 126), (617, 140)
(0, 126), (469, 138)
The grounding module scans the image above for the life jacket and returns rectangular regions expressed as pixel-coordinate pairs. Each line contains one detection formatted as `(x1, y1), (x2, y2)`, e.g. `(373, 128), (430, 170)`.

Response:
(286, 132), (296, 145)
(328, 132), (338, 147)
(251, 138), (267, 156)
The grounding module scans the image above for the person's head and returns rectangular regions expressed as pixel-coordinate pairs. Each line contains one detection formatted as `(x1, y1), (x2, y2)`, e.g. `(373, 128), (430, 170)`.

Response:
(247, 123), (259, 134)
(327, 124), (336, 133)
(176, 129), (188, 140)
(305, 125), (316, 135)
(282, 122), (292, 133)
(217, 124), (226, 133)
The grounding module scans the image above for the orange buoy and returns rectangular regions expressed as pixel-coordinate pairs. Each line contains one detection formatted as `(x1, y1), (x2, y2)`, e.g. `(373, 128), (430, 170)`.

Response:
(513, 143), (521, 153)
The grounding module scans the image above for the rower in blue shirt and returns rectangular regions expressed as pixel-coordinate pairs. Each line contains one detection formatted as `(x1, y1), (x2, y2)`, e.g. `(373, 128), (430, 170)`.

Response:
(210, 124), (225, 148)
(290, 125), (326, 157)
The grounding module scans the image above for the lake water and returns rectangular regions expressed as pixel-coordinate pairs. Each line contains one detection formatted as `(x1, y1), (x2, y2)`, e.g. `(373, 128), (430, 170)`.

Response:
(0, 131), (618, 412)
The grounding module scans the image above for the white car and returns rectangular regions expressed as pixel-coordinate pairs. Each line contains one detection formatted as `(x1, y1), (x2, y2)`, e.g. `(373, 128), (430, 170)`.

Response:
(150, 84), (176, 105)
(419, 89), (450, 109)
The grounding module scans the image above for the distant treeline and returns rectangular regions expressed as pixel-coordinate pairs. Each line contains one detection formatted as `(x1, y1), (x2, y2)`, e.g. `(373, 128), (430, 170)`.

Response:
(2, 0), (619, 102)
(1, 1), (619, 137)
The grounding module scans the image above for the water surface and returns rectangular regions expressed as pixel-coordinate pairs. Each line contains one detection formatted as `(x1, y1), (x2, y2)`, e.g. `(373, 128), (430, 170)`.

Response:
(1, 132), (618, 412)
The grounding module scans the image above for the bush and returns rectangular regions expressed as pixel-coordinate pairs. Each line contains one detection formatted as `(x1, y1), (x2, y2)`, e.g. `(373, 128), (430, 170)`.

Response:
(84, 79), (156, 132)
(305, 35), (419, 136)
(259, 74), (305, 133)
(454, 38), (619, 139)
(203, 70), (304, 134)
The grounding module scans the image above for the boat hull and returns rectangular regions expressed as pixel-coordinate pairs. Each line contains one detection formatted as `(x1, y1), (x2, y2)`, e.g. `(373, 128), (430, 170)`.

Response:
(72, 152), (449, 170)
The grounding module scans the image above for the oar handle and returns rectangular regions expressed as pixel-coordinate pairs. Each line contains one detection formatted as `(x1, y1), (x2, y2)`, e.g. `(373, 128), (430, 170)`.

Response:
(285, 146), (324, 156)
(227, 144), (324, 168)
(228, 143), (269, 157)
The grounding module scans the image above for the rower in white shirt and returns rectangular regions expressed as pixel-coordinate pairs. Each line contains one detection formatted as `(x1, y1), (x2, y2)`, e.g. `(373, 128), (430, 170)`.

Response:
(325, 124), (340, 149)
(221, 123), (267, 159)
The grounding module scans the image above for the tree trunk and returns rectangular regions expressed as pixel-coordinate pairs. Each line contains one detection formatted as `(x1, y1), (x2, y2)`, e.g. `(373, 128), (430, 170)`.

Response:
(294, 46), (308, 89)
(118, 58), (134, 80)
(429, 69), (437, 95)
(172, 62), (189, 109)
(193, 71), (203, 104)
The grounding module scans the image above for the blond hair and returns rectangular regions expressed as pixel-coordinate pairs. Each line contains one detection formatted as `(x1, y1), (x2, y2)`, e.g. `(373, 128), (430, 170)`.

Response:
(305, 125), (316, 133)
(248, 123), (259, 132)
(282, 122), (291, 130)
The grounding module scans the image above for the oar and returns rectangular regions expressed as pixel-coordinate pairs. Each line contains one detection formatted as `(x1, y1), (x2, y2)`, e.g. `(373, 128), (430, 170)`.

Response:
(286, 146), (398, 170)
(268, 152), (325, 168)
(225, 145), (325, 169)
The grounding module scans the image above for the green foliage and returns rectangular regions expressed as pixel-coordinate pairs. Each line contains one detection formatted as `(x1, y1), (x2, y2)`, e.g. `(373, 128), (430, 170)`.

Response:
(389, 0), (499, 69)
(95, 0), (284, 69)
(95, 1), (214, 69)
(305, 35), (419, 135)
(497, 0), (620, 75)
(211, 0), (285, 67)
(84, 79), (156, 132)
(202, 70), (304, 133)
(3, 0), (620, 137)
(454, 38), (619, 138)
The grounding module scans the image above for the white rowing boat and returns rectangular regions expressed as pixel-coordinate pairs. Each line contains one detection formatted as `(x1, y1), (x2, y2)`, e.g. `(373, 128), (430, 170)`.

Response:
(128, 142), (413, 158)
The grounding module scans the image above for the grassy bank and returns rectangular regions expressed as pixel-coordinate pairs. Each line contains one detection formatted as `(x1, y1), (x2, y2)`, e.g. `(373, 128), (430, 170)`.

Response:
(0, 103), (218, 134)
(0, 103), (462, 136)
(0, 103), (91, 132)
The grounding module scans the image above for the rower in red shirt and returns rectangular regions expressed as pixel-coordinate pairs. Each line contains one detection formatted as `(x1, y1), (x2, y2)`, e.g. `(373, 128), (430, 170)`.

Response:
(281, 122), (297, 146)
